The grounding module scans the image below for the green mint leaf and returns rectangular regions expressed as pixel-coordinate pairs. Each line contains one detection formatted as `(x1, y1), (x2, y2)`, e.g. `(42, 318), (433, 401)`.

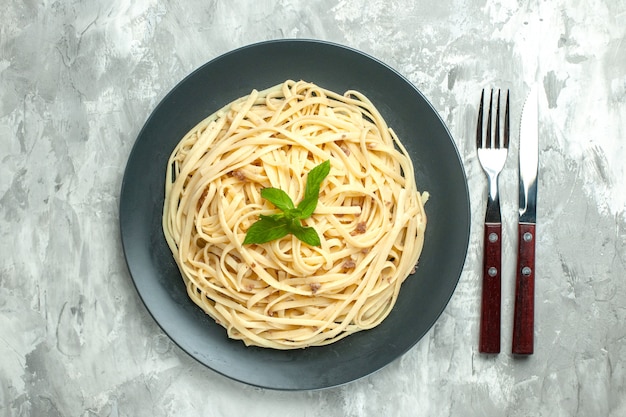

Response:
(261, 187), (295, 212)
(296, 197), (318, 219)
(304, 160), (331, 201)
(243, 215), (290, 245)
(289, 223), (321, 247)
(244, 160), (330, 247)
(297, 160), (331, 218)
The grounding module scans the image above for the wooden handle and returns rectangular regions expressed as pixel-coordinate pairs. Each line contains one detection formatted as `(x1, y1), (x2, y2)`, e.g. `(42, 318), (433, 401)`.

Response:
(479, 223), (502, 353)
(512, 222), (536, 355)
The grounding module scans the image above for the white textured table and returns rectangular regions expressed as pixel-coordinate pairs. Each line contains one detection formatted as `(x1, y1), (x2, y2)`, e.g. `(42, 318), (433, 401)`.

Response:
(1, 1), (624, 415)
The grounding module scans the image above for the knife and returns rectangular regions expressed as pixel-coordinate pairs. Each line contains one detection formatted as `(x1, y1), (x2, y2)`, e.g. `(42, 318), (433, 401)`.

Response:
(512, 85), (539, 355)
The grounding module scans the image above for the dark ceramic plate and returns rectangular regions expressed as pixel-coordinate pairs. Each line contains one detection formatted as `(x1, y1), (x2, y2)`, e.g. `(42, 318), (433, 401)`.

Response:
(120, 39), (470, 391)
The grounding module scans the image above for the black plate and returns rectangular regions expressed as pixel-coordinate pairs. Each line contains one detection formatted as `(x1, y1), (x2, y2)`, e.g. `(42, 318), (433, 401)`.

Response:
(120, 39), (470, 390)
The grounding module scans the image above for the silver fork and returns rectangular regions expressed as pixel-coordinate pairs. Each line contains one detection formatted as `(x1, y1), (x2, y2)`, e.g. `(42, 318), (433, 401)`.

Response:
(476, 89), (509, 354)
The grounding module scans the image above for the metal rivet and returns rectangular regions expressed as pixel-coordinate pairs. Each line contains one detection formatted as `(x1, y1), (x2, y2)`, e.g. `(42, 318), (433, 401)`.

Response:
(522, 266), (532, 276)
(489, 232), (498, 243)
(523, 232), (533, 242)
(488, 267), (498, 277)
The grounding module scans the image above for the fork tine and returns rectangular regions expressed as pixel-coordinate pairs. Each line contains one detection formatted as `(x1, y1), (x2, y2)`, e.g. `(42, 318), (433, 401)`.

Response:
(504, 90), (510, 148)
(477, 89), (484, 149)
(495, 90), (501, 149)
(486, 90), (494, 148)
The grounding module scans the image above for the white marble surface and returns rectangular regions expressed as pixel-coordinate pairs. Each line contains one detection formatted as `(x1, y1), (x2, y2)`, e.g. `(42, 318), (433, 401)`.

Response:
(1, 0), (625, 415)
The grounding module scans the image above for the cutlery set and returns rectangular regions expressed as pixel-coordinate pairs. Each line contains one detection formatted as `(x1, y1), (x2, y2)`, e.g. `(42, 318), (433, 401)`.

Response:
(476, 86), (538, 355)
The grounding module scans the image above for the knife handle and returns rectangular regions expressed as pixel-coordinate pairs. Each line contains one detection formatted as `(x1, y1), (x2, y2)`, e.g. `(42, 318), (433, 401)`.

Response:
(512, 222), (536, 355)
(479, 223), (501, 354)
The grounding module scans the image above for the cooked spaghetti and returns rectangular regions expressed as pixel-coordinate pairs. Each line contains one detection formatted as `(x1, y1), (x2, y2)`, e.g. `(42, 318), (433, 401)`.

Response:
(163, 80), (428, 349)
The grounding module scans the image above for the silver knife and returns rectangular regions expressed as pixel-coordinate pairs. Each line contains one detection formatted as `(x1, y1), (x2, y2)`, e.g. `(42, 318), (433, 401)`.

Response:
(512, 85), (539, 354)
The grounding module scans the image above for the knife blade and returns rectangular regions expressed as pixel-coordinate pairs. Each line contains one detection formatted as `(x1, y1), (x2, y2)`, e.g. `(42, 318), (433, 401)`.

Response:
(512, 85), (539, 355)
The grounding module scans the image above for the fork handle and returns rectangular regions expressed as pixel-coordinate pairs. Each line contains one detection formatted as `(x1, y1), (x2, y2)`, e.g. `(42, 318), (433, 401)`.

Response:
(512, 222), (536, 355)
(479, 222), (502, 354)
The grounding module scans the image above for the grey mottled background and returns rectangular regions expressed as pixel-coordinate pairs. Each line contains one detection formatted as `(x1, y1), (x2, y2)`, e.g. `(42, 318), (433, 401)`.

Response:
(1, 0), (625, 416)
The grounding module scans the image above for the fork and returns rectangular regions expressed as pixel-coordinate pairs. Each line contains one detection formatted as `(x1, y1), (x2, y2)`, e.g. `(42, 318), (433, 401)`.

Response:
(476, 89), (510, 354)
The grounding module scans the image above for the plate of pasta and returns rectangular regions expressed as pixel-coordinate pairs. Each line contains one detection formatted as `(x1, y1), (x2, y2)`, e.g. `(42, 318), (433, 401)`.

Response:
(120, 39), (470, 390)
